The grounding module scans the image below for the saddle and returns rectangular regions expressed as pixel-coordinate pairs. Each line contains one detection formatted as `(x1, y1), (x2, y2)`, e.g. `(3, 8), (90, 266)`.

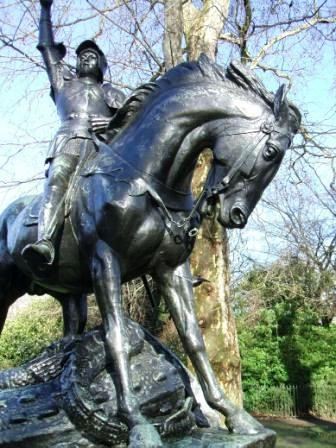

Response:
(23, 140), (194, 229)
(23, 196), (41, 227)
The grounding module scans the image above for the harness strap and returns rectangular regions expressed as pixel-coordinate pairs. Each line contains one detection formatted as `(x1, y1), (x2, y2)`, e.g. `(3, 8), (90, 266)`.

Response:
(146, 183), (204, 234)
(208, 122), (275, 198)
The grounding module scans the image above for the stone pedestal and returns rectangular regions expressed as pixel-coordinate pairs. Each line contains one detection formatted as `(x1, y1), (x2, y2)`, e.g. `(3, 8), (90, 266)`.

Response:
(0, 323), (276, 448)
(164, 428), (276, 447)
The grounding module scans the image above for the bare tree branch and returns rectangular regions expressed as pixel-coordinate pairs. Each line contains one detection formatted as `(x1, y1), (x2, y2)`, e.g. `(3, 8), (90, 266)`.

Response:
(250, 15), (336, 68)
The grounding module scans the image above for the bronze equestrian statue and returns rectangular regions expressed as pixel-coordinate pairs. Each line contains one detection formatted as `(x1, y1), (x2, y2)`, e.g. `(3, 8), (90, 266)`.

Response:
(0, 4), (301, 444)
(21, 0), (125, 271)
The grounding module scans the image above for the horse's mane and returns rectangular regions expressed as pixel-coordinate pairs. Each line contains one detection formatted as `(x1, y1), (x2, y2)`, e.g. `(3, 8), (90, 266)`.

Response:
(110, 55), (301, 132)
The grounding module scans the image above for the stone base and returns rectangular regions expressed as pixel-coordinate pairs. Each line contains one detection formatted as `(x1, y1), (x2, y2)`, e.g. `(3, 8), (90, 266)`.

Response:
(0, 324), (276, 448)
(0, 428), (276, 448)
(163, 428), (276, 447)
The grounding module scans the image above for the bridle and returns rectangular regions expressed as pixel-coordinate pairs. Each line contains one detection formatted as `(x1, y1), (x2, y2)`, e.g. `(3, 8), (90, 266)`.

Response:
(207, 119), (283, 199)
(98, 118), (288, 241)
(153, 119), (285, 238)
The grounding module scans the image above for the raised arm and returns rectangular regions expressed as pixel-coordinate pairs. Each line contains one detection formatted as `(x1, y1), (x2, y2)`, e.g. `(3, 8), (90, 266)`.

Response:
(37, 0), (66, 94)
(37, 0), (55, 49)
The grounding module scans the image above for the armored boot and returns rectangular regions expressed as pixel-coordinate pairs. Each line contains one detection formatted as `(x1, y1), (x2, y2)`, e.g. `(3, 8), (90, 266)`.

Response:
(22, 154), (78, 271)
(23, 239), (55, 268)
(21, 194), (62, 269)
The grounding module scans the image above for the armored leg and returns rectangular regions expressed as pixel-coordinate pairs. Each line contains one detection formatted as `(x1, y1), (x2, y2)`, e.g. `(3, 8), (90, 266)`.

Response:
(22, 154), (78, 269)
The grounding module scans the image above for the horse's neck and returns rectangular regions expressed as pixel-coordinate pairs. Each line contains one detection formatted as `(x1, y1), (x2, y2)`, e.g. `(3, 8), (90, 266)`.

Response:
(109, 83), (263, 192)
(113, 86), (223, 190)
(115, 85), (226, 175)
(165, 124), (213, 192)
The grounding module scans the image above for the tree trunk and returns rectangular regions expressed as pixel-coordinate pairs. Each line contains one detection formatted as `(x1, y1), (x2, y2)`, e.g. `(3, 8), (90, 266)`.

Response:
(163, 0), (184, 70)
(183, 0), (229, 60)
(190, 151), (242, 407)
(191, 216), (243, 407)
(162, 0), (243, 407)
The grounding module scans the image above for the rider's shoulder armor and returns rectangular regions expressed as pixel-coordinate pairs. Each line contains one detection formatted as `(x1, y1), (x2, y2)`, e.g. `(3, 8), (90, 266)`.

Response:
(102, 84), (126, 110)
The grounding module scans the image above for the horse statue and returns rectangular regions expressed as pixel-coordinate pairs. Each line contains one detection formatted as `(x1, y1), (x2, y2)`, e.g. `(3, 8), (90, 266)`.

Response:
(0, 55), (300, 447)
(0, 202), (87, 337)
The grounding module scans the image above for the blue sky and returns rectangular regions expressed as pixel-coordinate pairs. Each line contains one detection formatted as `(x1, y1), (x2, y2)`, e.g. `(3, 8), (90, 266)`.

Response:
(0, 1), (334, 267)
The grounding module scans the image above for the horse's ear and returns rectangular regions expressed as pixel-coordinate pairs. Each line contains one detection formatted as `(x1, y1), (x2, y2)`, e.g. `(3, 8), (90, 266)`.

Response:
(273, 84), (287, 119)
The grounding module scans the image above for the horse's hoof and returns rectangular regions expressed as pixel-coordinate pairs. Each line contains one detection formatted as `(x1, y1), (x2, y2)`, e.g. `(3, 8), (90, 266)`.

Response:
(225, 408), (265, 435)
(128, 423), (163, 448)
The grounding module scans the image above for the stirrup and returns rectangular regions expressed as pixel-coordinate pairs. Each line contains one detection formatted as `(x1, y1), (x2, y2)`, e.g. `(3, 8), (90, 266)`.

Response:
(21, 239), (55, 268)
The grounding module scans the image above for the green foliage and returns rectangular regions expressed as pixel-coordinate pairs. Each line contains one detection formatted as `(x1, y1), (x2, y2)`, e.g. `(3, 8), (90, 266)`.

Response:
(0, 297), (63, 369)
(244, 384), (297, 417)
(235, 256), (336, 417)
(243, 383), (336, 419)
(312, 383), (336, 419)
(239, 308), (289, 390)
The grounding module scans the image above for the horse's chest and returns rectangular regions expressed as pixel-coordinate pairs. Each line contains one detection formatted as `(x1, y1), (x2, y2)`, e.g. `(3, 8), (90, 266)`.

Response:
(149, 220), (196, 271)
(73, 176), (195, 276)
(75, 179), (164, 258)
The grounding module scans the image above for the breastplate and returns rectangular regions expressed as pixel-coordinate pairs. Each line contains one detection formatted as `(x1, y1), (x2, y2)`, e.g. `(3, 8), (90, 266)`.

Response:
(56, 78), (112, 124)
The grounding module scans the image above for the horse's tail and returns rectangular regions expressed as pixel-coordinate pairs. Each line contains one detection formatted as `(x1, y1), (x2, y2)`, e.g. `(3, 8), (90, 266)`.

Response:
(0, 196), (36, 333)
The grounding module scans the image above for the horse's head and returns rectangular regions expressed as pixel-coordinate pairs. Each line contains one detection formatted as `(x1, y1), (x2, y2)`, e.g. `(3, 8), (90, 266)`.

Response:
(208, 84), (301, 229)
(104, 56), (301, 229)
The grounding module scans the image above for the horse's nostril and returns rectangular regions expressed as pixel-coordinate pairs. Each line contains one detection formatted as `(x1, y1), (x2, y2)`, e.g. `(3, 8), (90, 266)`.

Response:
(230, 206), (247, 227)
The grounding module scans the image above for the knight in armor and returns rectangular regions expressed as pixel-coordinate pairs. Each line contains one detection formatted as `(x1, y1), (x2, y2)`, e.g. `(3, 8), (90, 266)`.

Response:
(22, 0), (125, 269)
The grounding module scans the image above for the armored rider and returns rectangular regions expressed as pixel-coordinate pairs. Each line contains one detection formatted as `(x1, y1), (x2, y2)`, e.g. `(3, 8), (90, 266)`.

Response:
(22, 0), (125, 269)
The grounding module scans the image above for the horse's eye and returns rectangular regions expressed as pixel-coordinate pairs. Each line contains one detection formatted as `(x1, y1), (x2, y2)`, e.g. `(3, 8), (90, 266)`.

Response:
(263, 144), (279, 161)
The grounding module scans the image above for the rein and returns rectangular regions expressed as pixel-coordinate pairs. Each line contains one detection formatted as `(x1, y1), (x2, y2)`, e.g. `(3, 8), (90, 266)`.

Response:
(150, 187), (206, 238)
(207, 120), (281, 199)
(99, 119), (282, 241)
(146, 120), (283, 239)
(151, 122), (272, 237)
(209, 132), (267, 198)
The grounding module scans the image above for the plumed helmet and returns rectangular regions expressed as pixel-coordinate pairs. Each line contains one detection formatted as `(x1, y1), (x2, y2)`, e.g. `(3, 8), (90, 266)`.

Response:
(76, 40), (108, 81)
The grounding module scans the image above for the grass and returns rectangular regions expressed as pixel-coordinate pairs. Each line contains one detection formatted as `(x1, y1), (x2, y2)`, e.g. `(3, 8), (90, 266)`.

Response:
(260, 416), (336, 448)
(0, 296), (63, 369)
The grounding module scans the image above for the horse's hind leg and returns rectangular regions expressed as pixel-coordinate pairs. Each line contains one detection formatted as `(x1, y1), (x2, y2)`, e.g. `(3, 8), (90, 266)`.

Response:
(0, 290), (10, 335)
(91, 240), (162, 447)
(76, 294), (87, 334)
(153, 261), (265, 435)
(55, 293), (88, 337)
(0, 257), (28, 334)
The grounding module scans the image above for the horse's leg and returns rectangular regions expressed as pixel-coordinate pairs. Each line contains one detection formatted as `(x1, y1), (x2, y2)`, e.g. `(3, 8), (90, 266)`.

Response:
(76, 294), (87, 334)
(91, 240), (162, 448)
(55, 293), (88, 337)
(0, 238), (29, 333)
(0, 278), (27, 334)
(0, 245), (11, 332)
(153, 261), (265, 435)
(0, 278), (11, 334)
